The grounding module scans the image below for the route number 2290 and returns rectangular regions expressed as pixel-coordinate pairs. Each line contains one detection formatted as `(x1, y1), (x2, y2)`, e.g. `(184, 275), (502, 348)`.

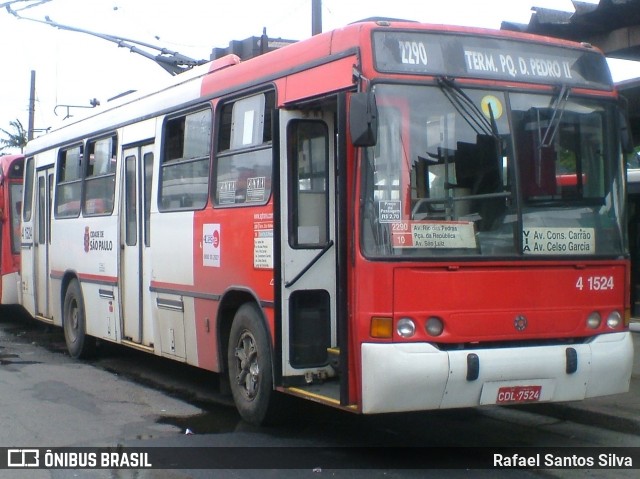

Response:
(399, 41), (428, 66)
(575, 276), (614, 291)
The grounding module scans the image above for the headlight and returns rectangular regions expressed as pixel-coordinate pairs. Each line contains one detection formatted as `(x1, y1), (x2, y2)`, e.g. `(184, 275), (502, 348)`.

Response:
(425, 316), (444, 336)
(606, 311), (622, 329)
(397, 317), (416, 338)
(586, 311), (601, 329)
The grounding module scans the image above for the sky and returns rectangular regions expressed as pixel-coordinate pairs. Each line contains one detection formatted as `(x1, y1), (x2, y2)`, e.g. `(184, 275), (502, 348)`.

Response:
(1, 0), (637, 150)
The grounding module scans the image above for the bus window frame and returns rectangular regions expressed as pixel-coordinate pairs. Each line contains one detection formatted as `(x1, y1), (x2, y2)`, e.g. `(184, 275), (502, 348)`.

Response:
(82, 134), (118, 217)
(287, 119), (330, 249)
(158, 106), (212, 213)
(213, 90), (275, 209)
(54, 144), (84, 219)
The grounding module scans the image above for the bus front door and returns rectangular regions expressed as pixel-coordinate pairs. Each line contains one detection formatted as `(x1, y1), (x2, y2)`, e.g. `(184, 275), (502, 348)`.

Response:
(121, 145), (154, 346)
(278, 110), (338, 385)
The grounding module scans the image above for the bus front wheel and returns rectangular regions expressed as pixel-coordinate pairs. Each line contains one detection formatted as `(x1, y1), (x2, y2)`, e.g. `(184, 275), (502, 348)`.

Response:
(227, 303), (281, 426)
(63, 279), (96, 359)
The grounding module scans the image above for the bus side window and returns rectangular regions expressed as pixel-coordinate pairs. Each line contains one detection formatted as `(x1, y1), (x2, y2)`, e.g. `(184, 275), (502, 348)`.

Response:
(83, 136), (117, 216)
(214, 91), (274, 207)
(55, 145), (83, 218)
(159, 108), (211, 211)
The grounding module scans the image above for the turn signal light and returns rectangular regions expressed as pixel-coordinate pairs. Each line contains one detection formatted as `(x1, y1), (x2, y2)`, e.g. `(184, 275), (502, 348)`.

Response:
(370, 316), (393, 338)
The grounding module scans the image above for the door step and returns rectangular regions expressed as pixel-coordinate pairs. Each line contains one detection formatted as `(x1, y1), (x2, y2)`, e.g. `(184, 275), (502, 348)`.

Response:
(283, 381), (358, 411)
(121, 339), (155, 354)
(34, 314), (54, 324)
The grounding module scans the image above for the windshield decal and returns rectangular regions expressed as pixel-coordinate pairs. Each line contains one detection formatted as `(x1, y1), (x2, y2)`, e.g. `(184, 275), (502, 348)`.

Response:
(391, 221), (477, 249)
(480, 95), (503, 120)
(523, 227), (595, 255)
(378, 200), (402, 223)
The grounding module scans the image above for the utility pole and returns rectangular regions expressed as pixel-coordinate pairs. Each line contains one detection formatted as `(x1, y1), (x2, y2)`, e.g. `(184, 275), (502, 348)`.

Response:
(28, 70), (35, 141)
(312, 0), (322, 36)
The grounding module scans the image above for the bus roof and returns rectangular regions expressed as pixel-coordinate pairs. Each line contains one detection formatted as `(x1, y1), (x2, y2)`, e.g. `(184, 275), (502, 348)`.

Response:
(25, 20), (611, 157)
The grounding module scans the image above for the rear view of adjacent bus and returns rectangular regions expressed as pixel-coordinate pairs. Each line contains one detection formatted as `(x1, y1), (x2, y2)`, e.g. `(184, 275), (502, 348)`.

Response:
(0, 155), (24, 306)
(353, 26), (633, 414)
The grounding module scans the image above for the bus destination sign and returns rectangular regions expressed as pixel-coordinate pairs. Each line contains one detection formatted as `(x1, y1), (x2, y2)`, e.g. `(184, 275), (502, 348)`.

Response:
(373, 31), (612, 90)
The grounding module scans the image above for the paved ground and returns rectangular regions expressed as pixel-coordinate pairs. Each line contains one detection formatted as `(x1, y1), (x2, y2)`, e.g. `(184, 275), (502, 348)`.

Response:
(519, 320), (640, 436)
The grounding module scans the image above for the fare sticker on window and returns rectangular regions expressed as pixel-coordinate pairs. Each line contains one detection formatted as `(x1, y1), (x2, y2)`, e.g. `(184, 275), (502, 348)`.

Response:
(391, 221), (477, 249)
(378, 201), (402, 223)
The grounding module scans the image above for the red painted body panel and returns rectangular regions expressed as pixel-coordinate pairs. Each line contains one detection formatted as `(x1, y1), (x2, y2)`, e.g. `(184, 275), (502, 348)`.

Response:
(393, 262), (626, 341)
(192, 201), (275, 371)
(0, 155), (24, 303)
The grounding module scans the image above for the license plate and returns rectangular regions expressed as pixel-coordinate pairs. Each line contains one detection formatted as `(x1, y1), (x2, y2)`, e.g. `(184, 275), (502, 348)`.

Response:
(496, 385), (542, 404)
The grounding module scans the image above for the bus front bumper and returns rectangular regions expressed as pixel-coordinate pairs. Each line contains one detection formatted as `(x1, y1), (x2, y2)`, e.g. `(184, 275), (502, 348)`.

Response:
(360, 331), (633, 414)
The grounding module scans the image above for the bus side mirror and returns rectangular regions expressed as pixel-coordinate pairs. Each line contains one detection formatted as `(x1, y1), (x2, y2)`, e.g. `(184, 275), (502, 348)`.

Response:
(350, 92), (378, 147)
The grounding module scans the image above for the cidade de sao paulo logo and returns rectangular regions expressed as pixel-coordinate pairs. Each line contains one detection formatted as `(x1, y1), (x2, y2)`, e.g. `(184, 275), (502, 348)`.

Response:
(84, 226), (114, 253)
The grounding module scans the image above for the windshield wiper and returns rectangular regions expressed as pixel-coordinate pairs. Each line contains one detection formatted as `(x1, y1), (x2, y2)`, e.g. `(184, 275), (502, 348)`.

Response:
(437, 76), (500, 141)
(540, 84), (571, 148)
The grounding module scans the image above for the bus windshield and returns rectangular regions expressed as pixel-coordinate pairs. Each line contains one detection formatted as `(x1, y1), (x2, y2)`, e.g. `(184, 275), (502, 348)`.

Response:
(360, 83), (625, 258)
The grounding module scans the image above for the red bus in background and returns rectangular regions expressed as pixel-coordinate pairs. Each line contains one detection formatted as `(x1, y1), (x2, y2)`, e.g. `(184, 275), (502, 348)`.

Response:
(0, 155), (24, 305)
(20, 20), (633, 425)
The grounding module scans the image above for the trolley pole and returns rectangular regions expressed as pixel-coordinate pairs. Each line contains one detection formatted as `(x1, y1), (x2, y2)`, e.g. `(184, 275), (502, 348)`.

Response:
(312, 0), (322, 35)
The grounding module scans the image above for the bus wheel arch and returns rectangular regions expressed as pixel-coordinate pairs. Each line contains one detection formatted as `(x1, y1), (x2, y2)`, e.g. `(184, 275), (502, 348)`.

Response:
(61, 274), (96, 359)
(218, 291), (280, 425)
(217, 290), (273, 375)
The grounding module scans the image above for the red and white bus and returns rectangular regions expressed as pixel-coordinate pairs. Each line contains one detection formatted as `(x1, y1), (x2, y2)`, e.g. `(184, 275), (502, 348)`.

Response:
(0, 154), (24, 305)
(20, 20), (633, 425)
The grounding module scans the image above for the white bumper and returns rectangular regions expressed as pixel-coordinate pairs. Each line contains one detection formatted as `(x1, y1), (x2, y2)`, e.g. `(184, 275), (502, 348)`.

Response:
(361, 332), (634, 414)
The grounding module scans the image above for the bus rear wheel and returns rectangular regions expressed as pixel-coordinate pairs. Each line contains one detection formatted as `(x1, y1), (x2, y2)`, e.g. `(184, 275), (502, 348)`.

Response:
(63, 279), (96, 359)
(227, 303), (281, 426)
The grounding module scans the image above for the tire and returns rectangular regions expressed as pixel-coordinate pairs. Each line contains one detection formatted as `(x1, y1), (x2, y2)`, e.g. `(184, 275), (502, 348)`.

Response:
(63, 279), (96, 359)
(227, 303), (281, 426)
